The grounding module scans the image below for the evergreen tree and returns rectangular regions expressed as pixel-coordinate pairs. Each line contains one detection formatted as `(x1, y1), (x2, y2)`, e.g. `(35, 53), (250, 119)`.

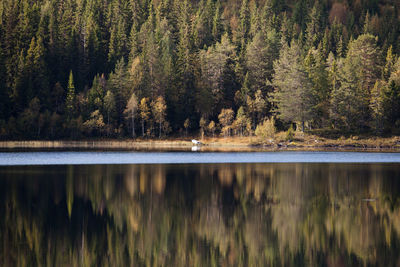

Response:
(65, 70), (76, 120)
(87, 74), (105, 113)
(382, 59), (400, 130)
(108, 58), (131, 124)
(198, 34), (236, 117)
(305, 1), (323, 49)
(218, 108), (234, 137)
(212, 0), (222, 42)
(271, 40), (313, 131)
(246, 30), (279, 114)
(383, 45), (396, 81)
(304, 47), (330, 127)
(330, 34), (382, 130)
(369, 80), (386, 134)
(192, 0), (206, 49)
(124, 92), (138, 138)
(292, 0), (308, 33)
(139, 97), (150, 137)
(233, 106), (248, 136)
(108, 17), (128, 67)
(152, 95), (167, 138)
(0, 31), (9, 121)
(104, 90), (116, 134)
(173, 0), (195, 129)
(236, 0), (250, 51)
(260, 0), (274, 34)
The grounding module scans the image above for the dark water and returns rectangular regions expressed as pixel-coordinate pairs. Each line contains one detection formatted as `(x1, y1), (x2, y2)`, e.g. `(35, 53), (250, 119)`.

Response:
(1, 162), (400, 266)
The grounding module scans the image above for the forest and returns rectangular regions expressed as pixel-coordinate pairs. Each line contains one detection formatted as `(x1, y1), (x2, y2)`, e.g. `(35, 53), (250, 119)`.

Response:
(0, 0), (399, 139)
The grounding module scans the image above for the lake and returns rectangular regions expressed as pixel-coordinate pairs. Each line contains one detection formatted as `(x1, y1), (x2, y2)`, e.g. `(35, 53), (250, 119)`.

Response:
(1, 152), (400, 266)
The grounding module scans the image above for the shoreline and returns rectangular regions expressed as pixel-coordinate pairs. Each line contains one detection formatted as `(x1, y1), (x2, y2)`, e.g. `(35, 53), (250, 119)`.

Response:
(1, 135), (400, 152)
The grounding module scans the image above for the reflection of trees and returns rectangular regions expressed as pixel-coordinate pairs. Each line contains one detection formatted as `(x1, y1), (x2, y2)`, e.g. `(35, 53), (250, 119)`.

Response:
(0, 163), (400, 266)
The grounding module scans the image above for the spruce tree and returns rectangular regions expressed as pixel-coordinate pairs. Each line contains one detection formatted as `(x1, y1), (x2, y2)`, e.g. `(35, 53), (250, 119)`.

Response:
(65, 70), (76, 120)
(330, 34), (382, 130)
(212, 0), (222, 42)
(104, 90), (116, 133)
(236, 0), (250, 51)
(383, 46), (396, 81)
(271, 40), (313, 131)
(304, 47), (330, 127)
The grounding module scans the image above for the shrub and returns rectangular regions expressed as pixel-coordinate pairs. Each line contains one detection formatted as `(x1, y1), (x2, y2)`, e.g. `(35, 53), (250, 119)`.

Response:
(286, 124), (295, 141)
(255, 117), (276, 140)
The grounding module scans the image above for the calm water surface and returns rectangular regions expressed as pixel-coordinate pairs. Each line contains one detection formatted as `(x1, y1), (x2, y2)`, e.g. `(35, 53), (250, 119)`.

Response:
(1, 152), (400, 266)
(1, 151), (400, 165)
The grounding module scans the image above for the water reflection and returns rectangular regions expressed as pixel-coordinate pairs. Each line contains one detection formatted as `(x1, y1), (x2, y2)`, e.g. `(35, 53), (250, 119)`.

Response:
(1, 163), (400, 266)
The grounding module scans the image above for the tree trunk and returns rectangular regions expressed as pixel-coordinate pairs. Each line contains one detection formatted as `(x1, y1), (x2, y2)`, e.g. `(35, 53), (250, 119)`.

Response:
(107, 112), (110, 136)
(142, 120), (145, 137)
(159, 117), (162, 139)
(132, 112), (135, 138)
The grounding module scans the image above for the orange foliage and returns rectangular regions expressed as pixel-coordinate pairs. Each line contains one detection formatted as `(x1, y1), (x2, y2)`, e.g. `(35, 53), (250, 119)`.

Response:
(329, 2), (349, 24)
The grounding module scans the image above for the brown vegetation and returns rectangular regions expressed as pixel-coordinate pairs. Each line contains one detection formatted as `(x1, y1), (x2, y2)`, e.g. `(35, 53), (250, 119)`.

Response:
(2, 133), (400, 151)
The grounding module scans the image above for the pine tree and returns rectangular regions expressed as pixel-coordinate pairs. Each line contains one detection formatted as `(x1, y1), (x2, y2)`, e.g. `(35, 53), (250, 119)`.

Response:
(249, 0), (260, 39)
(0, 37), (9, 120)
(173, 0), (195, 128)
(197, 116), (205, 139)
(65, 70), (76, 120)
(254, 89), (266, 124)
(198, 33), (236, 117)
(330, 34), (382, 130)
(369, 80), (386, 134)
(192, 0), (206, 49)
(236, 0), (250, 51)
(218, 108), (234, 137)
(208, 120), (216, 137)
(129, 20), (140, 61)
(212, 0), (222, 42)
(271, 40), (313, 131)
(363, 12), (372, 34)
(104, 90), (116, 134)
(88, 74), (106, 112)
(139, 97), (150, 137)
(184, 118), (190, 136)
(246, 30), (279, 105)
(292, 0), (308, 32)
(382, 59), (400, 130)
(124, 92), (138, 138)
(383, 45), (396, 81)
(261, 0), (274, 33)
(305, 1), (323, 49)
(108, 58), (131, 123)
(152, 95), (167, 138)
(108, 17), (128, 67)
(304, 46), (330, 127)
(233, 106), (248, 136)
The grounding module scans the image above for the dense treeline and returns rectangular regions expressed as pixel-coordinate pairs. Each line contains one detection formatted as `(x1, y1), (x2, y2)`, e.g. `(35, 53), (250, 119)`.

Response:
(0, 0), (399, 139)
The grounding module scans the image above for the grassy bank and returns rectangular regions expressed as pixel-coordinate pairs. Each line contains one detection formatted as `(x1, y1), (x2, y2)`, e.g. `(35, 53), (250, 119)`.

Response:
(1, 132), (400, 151)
